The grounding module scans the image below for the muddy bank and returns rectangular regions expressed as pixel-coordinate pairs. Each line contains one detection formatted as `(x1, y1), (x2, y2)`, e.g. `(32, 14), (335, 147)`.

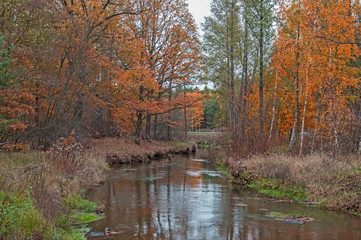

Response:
(90, 138), (197, 166)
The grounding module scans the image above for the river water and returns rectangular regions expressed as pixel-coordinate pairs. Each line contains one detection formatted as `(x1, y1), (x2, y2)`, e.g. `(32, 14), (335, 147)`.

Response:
(87, 149), (361, 240)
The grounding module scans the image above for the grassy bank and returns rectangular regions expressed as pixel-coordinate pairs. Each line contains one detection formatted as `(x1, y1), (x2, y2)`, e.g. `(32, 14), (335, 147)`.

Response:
(91, 137), (196, 166)
(0, 137), (108, 239)
(221, 153), (361, 215)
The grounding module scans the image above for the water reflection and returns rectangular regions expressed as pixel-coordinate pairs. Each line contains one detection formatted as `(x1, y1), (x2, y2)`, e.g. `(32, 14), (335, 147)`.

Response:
(87, 149), (361, 240)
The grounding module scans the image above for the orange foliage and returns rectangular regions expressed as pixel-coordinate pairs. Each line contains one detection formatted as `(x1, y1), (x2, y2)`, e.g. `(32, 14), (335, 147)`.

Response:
(268, 0), (361, 151)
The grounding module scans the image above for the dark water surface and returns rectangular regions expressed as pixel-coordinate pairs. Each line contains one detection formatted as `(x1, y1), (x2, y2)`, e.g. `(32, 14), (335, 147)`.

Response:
(87, 149), (361, 240)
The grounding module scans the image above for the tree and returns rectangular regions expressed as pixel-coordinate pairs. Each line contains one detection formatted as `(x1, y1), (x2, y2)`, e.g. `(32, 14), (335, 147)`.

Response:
(0, 35), (34, 149)
(203, 0), (275, 152)
(203, 0), (242, 145)
(123, 0), (201, 142)
(269, 0), (361, 154)
(0, 0), (202, 148)
(243, 0), (276, 147)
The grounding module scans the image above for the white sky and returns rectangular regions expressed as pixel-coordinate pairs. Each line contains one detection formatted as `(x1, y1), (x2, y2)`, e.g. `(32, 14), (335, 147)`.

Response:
(187, 0), (211, 34)
(187, 0), (212, 89)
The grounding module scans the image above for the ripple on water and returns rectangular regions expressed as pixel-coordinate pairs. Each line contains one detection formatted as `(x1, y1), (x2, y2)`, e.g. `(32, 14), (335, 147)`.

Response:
(202, 170), (224, 177)
(186, 170), (202, 177)
(191, 158), (209, 162)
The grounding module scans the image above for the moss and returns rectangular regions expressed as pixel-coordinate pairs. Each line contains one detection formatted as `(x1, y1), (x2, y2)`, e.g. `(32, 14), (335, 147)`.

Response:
(61, 194), (104, 239)
(216, 163), (232, 178)
(70, 213), (102, 224)
(63, 194), (104, 225)
(63, 194), (97, 213)
(245, 177), (307, 201)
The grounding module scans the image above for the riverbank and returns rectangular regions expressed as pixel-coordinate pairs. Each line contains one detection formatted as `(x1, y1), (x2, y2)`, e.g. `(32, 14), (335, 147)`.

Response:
(0, 135), (109, 239)
(91, 137), (196, 166)
(0, 137), (196, 239)
(220, 153), (361, 216)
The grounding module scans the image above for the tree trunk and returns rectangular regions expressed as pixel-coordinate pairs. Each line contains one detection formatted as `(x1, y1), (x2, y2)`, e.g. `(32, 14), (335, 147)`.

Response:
(135, 85), (144, 145)
(239, 11), (249, 142)
(299, 53), (310, 156)
(153, 114), (158, 139)
(135, 111), (143, 145)
(328, 47), (339, 152)
(184, 85), (188, 140)
(269, 66), (278, 140)
(289, 27), (301, 149)
(259, 0), (264, 145)
(145, 113), (151, 140)
(167, 80), (173, 140)
(312, 89), (322, 151)
(230, 1), (236, 143)
(74, 92), (84, 123)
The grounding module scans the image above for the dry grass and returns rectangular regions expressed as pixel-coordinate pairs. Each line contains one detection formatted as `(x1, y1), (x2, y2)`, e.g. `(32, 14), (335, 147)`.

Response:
(0, 150), (108, 212)
(90, 137), (196, 165)
(223, 153), (361, 214)
(91, 137), (174, 156)
(0, 137), (109, 239)
(187, 132), (224, 146)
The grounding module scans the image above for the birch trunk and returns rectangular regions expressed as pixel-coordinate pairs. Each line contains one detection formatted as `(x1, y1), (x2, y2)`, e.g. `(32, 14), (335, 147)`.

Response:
(299, 53), (310, 156)
(289, 26), (301, 149)
(259, 0), (265, 143)
(269, 67), (278, 140)
(328, 47), (339, 152)
(312, 90), (321, 151)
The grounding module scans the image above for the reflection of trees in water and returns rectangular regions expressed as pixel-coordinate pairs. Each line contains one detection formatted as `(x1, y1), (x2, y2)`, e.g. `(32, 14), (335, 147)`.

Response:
(88, 156), (361, 240)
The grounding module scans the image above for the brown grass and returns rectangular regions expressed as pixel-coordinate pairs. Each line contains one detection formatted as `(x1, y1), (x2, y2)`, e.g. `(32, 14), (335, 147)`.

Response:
(187, 132), (224, 146)
(90, 137), (196, 165)
(91, 137), (174, 156)
(0, 141), (109, 223)
(223, 153), (361, 214)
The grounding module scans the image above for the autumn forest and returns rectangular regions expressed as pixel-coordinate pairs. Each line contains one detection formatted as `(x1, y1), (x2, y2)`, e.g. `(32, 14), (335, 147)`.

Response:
(0, 0), (203, 149)
(1, 0), (361, 156)
(203, 0), (361, 156)
(1, 0), (361, 238)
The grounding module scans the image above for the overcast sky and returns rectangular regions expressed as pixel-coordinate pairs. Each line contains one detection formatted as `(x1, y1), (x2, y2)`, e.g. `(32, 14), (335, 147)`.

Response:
(187, 0), (211, 34)
(187, 0), (212, 89)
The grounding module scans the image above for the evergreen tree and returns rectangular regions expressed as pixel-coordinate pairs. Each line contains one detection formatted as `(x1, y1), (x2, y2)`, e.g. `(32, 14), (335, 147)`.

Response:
(0, 35), (17, 87)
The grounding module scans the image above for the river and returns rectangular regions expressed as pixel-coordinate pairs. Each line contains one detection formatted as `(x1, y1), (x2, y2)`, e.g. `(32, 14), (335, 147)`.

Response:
(87, 149), (361, 239)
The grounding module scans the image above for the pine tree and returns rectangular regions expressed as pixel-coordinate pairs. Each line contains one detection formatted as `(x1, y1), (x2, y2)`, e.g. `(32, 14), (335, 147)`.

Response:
(0, 36), (17, 87)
